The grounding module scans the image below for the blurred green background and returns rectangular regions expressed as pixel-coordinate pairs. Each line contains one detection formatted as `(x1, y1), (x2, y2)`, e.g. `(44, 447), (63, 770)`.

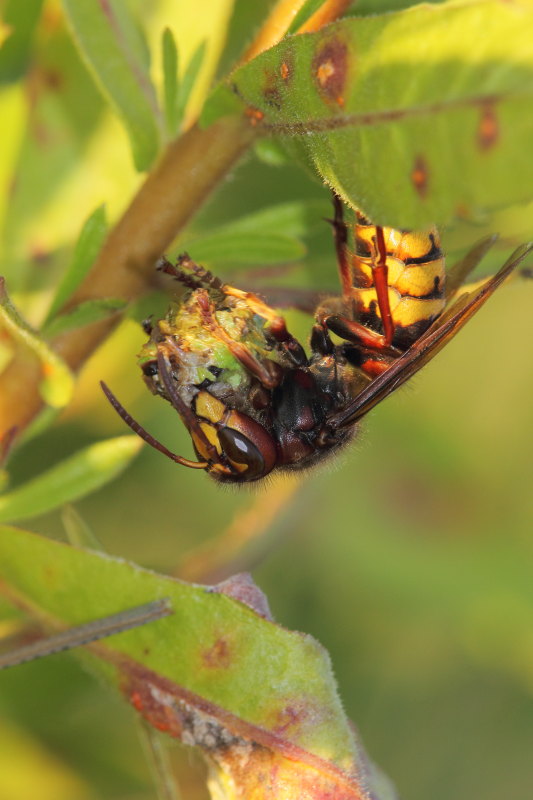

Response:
(0, 1), (532, 798)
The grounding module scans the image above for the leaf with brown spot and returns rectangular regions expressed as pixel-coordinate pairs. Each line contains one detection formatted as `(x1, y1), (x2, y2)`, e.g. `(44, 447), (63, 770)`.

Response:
(203, 0), (533, 229)
(411, 155), (429, 199)
(0, 525), (396, 800)
(478, 104), (499, 151)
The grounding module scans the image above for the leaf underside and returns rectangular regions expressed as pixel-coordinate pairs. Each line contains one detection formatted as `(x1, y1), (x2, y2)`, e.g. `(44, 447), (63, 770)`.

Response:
(204, 0), (533, 229)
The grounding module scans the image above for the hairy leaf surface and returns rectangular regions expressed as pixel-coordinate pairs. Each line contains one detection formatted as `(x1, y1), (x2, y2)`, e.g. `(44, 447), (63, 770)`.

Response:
(205, 0), (533, 228)
(0, 527), (395, 799)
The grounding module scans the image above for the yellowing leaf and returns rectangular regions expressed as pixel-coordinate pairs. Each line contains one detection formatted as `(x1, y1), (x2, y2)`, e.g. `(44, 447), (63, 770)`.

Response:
(0, 527), (395, 799)
(0, 436), (142, 522)
(0, 278), (74, 408)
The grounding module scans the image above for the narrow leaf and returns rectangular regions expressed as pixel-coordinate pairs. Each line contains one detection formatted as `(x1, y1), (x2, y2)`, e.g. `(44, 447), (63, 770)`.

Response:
(0, 436), (142, 523)
(45, 204), (108, 324)
(185, 232), (306, 265)
(0, 527), (394, 799)
(62, 0), (162, 170)
(0, 470), (9, 495)
(61, 504), (103, 551)
(206, 0), (533, 228)
(181, 200), (331, 265)
(207, 199), (328, 238)
(161, 27), (179, 137)
(288, 0), (329, 33)
(0, 0), (44, 84)
(43, 297), (127, 339)
(0, 278), (74, 408)
(176, 41), (207, 127)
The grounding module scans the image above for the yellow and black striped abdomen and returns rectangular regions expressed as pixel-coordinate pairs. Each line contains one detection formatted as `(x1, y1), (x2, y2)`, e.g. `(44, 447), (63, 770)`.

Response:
(352, 221), (446, 350)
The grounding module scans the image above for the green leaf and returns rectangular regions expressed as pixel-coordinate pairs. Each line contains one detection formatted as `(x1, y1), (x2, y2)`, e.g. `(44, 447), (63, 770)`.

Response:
(61, 0), (162, 170)
(0, 278), (74, 408)
(176, 40), (207, 128)
(180, 200), (330, 265)
(42, 297), (127, 339)
(0, 0), (44, 84)
(356, 0), (445, 13)
(61, 504), (103, 551)
(188, 199), (326, 243)
(0, 527), (394, 799)
(185, 231), (306, 265)
(45, 205), (108, 324)
(214, 199), (329, 238)
(0, 470), (9, 495)
(199, 76), (242, 127)
(206, 0), (533, 229)
(0, 436), (142, 523)
(161, 27), (179, 137)
(160, 31), (207, 138)
(183, 199), (336, 265)
(253, 137), (291, 166)
(287, 0), (329, 33)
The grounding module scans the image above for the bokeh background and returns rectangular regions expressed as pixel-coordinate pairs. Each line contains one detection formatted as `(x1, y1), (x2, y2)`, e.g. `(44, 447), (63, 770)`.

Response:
(1, 1), (532, 799)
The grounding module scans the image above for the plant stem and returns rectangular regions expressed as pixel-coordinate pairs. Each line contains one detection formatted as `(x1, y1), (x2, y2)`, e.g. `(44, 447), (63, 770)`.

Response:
(0, 116), (256, 437)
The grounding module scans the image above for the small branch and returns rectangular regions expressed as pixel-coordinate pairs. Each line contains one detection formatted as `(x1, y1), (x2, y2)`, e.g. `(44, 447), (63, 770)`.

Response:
(0, 117), (256, 438)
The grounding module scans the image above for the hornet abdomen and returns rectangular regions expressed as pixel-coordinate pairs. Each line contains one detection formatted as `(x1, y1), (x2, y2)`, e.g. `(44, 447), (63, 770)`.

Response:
(353, 217), (446, 350)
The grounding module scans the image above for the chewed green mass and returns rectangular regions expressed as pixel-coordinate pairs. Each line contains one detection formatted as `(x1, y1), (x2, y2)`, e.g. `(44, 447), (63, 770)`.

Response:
(138, 282), (285, 407)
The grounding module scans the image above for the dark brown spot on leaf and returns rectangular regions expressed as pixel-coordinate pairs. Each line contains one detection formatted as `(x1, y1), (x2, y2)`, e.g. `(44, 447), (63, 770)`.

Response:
(263, 81), (283, 110)
(44, 69), (63, 91)
(263, 68), (283, 110)
(478, 105), (499, 150)
(411, 155), (429, 198)
(264, 86), (282, 110)
(313, 38), (348, 107)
